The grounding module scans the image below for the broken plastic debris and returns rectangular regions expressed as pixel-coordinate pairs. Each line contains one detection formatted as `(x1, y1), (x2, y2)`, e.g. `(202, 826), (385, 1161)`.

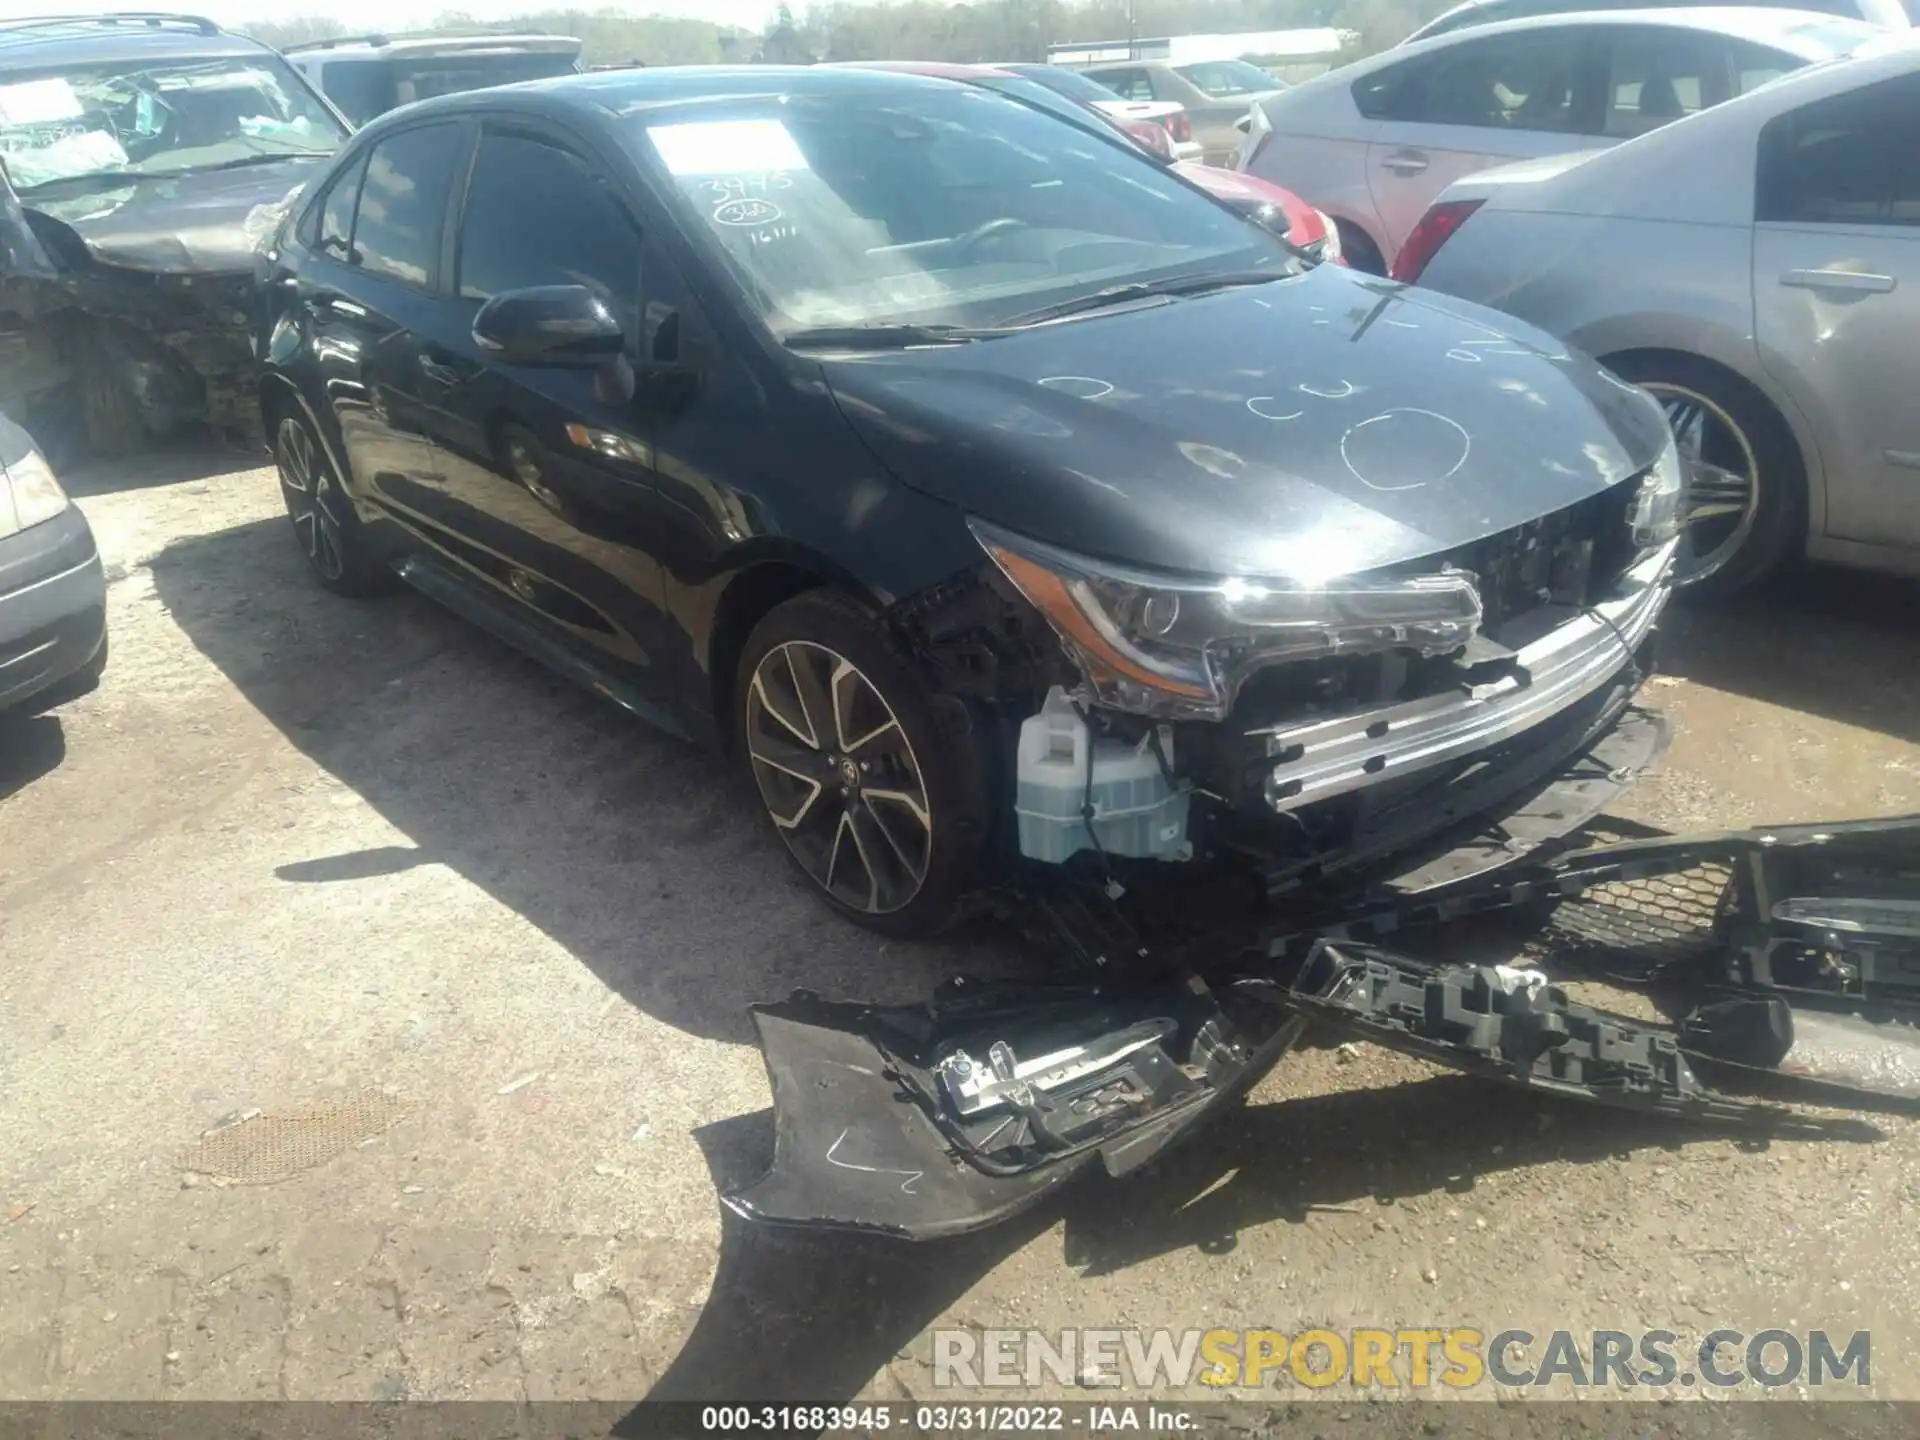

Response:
(496, 1072), (542, 1096)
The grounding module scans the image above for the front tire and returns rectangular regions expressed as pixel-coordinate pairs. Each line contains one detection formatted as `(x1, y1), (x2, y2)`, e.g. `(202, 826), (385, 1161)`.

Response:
(274, 411), (394, 597)
(78, 324), (145, 458)
(1335, 220), (1385, 277)
(1606, 355), (1806, 596)
(735, 590), (987, 937)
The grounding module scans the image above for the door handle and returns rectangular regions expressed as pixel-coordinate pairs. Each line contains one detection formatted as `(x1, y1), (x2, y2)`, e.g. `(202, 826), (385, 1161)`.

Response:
(1380, 151), (1429, 175)
(1780, 268), (1896, 294)
(308, 293), (369, 319)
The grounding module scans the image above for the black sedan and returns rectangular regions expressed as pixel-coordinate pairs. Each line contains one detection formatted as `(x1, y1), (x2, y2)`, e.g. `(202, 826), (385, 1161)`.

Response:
(253, 65), (1685, 935)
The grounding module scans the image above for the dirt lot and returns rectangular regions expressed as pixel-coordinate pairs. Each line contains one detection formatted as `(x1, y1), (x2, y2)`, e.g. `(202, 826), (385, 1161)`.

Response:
(5, 451), (1920, 1411)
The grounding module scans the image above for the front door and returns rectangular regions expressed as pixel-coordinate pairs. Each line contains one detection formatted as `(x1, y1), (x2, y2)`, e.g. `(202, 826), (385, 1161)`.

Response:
(1753, 72), (1920, 549)
(410, 121), (677, 692)
(300, 121), (469, 516)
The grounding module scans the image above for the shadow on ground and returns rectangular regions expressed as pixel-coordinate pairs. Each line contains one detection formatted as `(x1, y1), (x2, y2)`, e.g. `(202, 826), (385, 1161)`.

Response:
(149, 515), (1013, 1049)
(1660, 566), (1920, 743)
(643, 1074), (1870, 1403)
(61, 442), (269, 499)
(0, 714), (66, 802)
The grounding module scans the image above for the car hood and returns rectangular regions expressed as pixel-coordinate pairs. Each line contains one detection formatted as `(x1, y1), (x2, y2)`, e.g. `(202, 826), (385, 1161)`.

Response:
(821, 266), (1671, 581)
(26, 155), (330, 275)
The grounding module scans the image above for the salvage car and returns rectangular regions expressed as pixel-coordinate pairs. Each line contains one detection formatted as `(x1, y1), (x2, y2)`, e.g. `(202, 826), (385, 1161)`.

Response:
(1402, 27), (1920, 592)
(0, 13), (350, 456)
(0, 409), (105, 714)
(280, 31), (585, 125)
(1236, 7), (1879, 273)
(254, 66), (1685, 936)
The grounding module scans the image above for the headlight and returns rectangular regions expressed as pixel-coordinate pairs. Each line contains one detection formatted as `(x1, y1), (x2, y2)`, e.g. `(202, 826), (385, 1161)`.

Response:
(0, 446), (70, 540)
(1630, 435), (1687, 548)
(972, 519), (1483, 721)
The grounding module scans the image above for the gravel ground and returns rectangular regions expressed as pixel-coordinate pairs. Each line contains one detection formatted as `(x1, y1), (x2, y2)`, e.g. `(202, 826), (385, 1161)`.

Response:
(4, 452), (1920, 1416)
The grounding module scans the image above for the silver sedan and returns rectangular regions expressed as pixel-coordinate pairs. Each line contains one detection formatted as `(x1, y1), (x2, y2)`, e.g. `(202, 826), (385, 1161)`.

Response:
(1402, 28), (1920, 593)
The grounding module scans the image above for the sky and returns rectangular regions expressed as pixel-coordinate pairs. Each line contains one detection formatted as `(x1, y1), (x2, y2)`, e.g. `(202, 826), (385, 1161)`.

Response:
(0, 1), (781, 35)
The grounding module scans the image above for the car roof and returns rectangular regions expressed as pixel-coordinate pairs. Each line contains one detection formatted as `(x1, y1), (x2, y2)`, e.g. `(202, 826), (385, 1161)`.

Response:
(363, 61), (991, 128)
(1388, 5), (1882, 57)
(0, 14), (270, 69)
(824, 59), (1010, 79)
(282, 32), (582, 60)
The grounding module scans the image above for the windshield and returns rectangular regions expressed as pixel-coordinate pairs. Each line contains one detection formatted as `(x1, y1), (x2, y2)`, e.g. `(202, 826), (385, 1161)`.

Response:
(1174, 60), (1278, 98)
(1000, 64), (1132, 106)
(631, 86), (1286, 337)
(0, 55), (345, 193)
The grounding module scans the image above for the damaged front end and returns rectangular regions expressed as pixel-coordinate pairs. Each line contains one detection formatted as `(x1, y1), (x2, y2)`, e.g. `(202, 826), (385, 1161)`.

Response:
(729, 815), (1920, 1237)
(0, 161), (293, 458)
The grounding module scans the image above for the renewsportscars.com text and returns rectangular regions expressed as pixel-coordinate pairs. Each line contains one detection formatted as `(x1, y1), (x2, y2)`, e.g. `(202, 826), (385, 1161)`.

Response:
(933, 1327), (1872, 1392)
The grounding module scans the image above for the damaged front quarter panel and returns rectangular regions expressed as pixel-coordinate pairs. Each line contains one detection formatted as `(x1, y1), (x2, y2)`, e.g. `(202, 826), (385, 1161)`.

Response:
(0, 165), (278, 454)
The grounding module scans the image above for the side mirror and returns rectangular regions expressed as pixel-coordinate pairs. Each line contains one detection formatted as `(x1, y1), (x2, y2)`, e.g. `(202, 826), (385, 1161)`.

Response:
(472, 284), (624, 367)
(1224, 197), (1291, 239)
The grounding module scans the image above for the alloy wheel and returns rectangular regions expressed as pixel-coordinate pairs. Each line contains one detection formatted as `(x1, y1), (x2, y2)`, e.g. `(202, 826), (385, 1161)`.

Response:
(1646, 383), (1760, 585)
(276, 416), (346, 583)
(744, 640), (933, 915)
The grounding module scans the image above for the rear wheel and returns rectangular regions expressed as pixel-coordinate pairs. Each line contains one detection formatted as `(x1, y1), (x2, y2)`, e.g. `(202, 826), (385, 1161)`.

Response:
(736, 590), (987, 936)
(1335, 220), (1385, 277)
(1606, 355), (1805, 595)
(274, 411), (393, 597)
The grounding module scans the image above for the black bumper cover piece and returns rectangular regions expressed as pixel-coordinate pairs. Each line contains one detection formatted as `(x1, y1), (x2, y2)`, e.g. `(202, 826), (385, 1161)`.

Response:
(728, 816), (1920, 1238)
(725, 981), (1305, 1240)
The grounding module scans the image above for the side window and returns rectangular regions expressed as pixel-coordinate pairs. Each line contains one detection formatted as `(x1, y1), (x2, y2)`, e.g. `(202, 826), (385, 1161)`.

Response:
(1367, 32), (1588, 132)
(455, 130), (643, 334)
(1352, 60), (1416, 121)
(1599, 29), (1733, 139)
(1757, 73), (1920, 228)
(314, 151), (366, 261)
(321, 60), (394, 126)
(351, 122), (465, 287)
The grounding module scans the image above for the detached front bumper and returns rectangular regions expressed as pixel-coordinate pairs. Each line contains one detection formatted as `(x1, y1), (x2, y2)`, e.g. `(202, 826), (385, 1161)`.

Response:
(1260, 538), (1677, 812)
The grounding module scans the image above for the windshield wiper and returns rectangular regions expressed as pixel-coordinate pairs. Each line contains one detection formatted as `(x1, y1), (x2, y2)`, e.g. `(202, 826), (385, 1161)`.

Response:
(18, 149), (331, 196)
(782, 323), (1007, 351)
(999, 269), (1286, 328)
(187, 151), (335, 173)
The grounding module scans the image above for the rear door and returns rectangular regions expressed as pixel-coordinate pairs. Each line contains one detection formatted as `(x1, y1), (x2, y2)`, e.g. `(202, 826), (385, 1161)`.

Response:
(411, 119), (675, 690)
(1359, 26), (1602, 256)
(1754, 72), (1920, 548)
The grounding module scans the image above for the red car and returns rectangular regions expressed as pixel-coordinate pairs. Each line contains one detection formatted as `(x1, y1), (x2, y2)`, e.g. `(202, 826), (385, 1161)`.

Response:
(834, 60), (1343, 264)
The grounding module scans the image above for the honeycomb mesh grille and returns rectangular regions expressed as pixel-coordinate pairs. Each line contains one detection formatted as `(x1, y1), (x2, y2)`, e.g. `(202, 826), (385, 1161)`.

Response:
(1543, 860), (1736, 969)
(179, 1090), (409, 1184)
